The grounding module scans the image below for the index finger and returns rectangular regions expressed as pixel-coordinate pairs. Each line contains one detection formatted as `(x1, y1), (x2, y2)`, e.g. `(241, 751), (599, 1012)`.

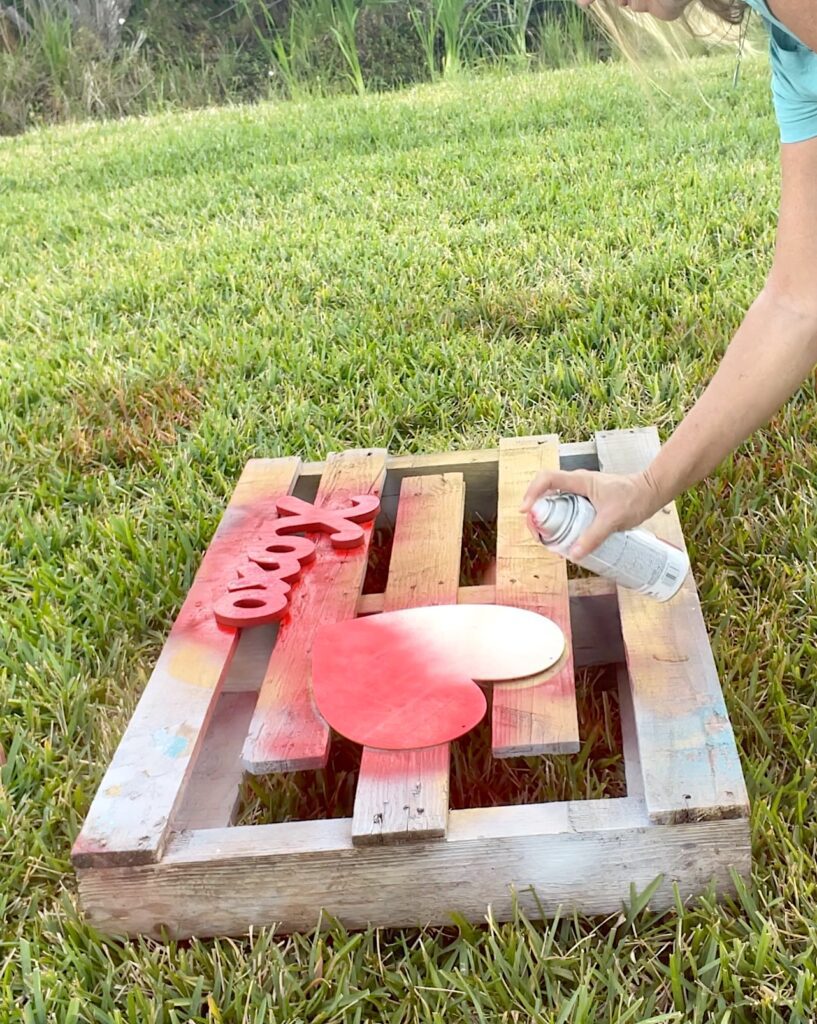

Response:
(519, 468), (589, 512)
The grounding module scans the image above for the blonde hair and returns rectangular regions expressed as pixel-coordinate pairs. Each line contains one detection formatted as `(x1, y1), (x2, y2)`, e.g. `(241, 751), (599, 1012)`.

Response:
(699, 0), (747, 25)
(587, 0), (749, 67)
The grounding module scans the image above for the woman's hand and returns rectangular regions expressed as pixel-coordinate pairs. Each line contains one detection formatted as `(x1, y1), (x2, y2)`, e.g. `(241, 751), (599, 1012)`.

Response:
(519, 468), (665, 559)
(576, 0), (690, 21)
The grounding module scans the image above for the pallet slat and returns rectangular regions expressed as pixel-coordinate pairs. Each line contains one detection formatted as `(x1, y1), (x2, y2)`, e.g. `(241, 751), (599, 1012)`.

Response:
(243, 450), (388, 774)
(295, 442), (600, 525)
(352, 747), (450, 845)
(76, 807), (751, 938)
(352, 473), (465, 845)
(492, 436), (580, 757)
(617, 664), (644, 802)
(172, 692), (258, 831)
(219, 623), (278, 693)
(595, 428), (749, 823)
(174, 622), (282, 825)
(71, 458), (302, 867)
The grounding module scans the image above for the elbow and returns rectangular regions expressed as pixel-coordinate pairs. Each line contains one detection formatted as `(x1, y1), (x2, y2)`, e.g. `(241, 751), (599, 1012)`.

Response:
(757, 282), (817, 338)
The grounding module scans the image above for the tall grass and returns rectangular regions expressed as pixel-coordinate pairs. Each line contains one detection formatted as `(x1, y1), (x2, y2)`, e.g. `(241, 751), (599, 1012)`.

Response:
(328, 0), (368, 94)
(0, 0), (723, 133)
(0, 21), (252, 134)
(0, 0), (271, 132)
(436, 0), (493, 78)
(234, 0), (608, 98)
(409, 0), (440, 80)
(411, 0), (527, 80)
(535, 1), (603, 68)
(7, 0), (131, 49)
(0, 3), (128, 130)
(238, 0), (331, 99)
(501, 0), (536, 62)
(10, 1), (74, 89)
(238, 0), (396, 98)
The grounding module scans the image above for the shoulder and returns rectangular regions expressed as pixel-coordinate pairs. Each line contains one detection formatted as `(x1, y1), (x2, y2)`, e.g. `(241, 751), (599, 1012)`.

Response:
(768, 30), (817, 143)
(763, 0), (817, 51)
(746, 0), (817, 143)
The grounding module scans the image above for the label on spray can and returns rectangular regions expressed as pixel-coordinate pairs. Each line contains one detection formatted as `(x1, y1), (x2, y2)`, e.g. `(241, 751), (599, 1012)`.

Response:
(529, 494), (689, 602)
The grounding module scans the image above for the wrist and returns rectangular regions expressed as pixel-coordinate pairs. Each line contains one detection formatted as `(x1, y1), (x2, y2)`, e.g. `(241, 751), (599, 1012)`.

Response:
(636, 466), (673, 517)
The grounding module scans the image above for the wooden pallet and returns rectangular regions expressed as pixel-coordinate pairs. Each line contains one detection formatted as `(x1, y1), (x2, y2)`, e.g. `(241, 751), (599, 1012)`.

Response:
(71, 429), (751, 939)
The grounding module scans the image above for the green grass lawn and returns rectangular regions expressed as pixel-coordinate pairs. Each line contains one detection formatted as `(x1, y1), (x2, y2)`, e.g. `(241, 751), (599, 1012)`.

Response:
(3, 53), (817, 1022)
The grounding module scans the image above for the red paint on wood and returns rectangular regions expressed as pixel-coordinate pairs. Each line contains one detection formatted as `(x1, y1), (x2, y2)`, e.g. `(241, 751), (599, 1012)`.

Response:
(212, 580), (291, 628)
(213, 495), (381, 629)
(228, 562), (299, 589)
(274, 495), (381, 548)
(70, 834), (110, 861)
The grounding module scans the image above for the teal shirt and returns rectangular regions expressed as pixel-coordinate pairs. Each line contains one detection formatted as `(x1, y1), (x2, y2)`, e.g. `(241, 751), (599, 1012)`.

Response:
(745, 0), (817, 143)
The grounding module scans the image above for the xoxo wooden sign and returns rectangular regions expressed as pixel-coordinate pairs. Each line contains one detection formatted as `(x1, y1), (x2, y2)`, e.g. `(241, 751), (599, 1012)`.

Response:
(212, 494), (380, 628)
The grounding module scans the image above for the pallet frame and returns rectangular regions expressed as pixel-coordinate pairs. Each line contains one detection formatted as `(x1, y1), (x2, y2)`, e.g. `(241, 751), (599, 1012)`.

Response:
(72, 429), (751, 939)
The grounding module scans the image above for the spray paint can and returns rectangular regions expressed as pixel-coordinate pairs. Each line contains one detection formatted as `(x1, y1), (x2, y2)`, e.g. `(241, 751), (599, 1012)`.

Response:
(529, 494), (689, 602)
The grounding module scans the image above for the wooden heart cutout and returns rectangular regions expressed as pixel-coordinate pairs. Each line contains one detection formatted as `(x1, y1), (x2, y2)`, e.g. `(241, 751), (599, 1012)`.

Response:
(311, 604), (565, 750)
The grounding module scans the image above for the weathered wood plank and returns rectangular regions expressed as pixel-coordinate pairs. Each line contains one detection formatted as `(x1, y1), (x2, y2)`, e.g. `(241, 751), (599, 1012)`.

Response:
(358, 578), (618, 612)
(492, 436), (579, 757)
(76, 803), (751, 937)
(294, 442), (600, 524)
(172, 691), (257, 830)
(71, 458), (302, 868)
(243, 450), (388, 774)
(595, 428), (749, 824)
(220, 623), (278, 693)
(177, 621), (285, 823)
(617, 664), (644, 802)
(352, 746), (450, 845)
(296, 442), (600, 483)
(352, 473), (464, 845)
(355, 585), (495, 616)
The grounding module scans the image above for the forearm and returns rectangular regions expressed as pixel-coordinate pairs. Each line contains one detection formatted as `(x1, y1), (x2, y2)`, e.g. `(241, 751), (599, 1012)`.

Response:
(520, 288), (817, 557)
(577, 0), (691, 21)
(522, 134), (817, 555)
(645, 289), (817, 506)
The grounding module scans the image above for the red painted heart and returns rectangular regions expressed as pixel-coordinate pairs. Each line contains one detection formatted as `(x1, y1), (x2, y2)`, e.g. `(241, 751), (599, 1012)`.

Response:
(311, 605), (565, 750)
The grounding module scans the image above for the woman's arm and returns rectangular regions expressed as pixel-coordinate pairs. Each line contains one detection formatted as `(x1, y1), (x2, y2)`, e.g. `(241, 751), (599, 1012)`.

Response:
(521, 136), (817, 558)
(577, 0), (690, 21)
(577, 0), (817, 39)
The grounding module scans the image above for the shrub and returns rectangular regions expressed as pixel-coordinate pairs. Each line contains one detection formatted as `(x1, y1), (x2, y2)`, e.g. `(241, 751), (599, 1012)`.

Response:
(0, 0), (609, 132)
